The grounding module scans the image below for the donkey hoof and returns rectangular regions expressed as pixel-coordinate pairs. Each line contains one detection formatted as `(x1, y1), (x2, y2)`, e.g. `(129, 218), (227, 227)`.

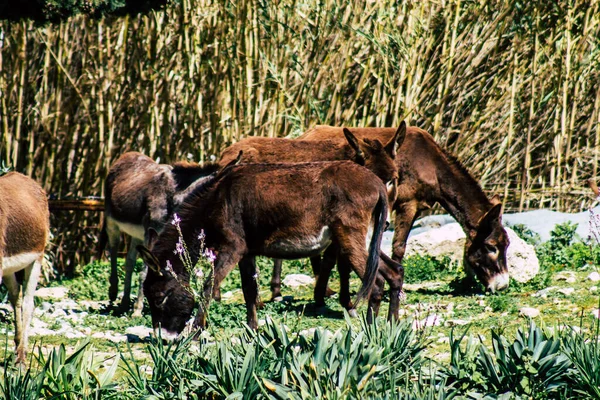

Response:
(348, 309), (359, 318)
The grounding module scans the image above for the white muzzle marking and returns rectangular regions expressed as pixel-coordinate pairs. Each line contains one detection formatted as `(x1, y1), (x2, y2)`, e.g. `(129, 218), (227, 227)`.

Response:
(488, 272), (510, 292)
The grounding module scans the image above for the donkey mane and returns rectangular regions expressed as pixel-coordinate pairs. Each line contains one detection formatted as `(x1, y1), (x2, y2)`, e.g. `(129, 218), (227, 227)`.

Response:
(440, 147), (489, 201)
(171, 161), (221, 192)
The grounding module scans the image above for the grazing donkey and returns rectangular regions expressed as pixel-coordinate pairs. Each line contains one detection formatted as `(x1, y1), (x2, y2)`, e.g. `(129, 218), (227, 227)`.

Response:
(300, 125), (510, 293)
(0, 172), (49, 364)
(218, 123), (406, 309)
(137, 161), (389, 337)
(98, 152), (224, 315)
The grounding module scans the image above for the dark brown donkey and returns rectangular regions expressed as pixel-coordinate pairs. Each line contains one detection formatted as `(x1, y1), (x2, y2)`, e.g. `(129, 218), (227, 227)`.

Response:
(137, 161), (388, 337)
(218, 124), (405, 311)
(1, 172), (50, 364)
(98, 152), (224, 315)
(299, 125), (510, 293)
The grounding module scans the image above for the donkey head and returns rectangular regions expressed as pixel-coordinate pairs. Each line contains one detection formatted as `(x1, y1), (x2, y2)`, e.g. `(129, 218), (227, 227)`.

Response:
(464, 197), (510, 292)
(137, 234), (196, 339)
(343, 121), (406, 185)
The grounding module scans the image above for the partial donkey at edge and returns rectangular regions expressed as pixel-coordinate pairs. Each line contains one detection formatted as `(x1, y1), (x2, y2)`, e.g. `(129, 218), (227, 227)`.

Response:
(0, 172), (50, 365)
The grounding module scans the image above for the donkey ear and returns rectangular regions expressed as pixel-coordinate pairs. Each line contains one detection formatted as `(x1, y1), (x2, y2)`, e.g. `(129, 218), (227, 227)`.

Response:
(222, 151), (243, 170)
(490, 194), (502, 206)
(385, 121), (406, 157)
(475, 203), (503, 240)
(136, 245), (163, 276)
(343, 128), (365, 165)
(147, 228), (159, 249)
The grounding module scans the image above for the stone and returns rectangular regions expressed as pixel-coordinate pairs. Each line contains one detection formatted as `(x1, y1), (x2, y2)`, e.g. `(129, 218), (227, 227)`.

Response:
(555, 271), (577, 283)
(587, 272), (600, 282)
(282, 274), (314, 289)
(558, 288), (575, 296)
(593, 309), (600, 319)
(519, 307), (540, 318)
(35, 287), (69, 299)
(404, 224), (539, 283)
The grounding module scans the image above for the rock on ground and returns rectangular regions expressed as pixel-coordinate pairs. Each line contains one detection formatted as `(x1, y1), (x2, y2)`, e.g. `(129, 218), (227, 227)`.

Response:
(404, 224), (539, 282)
(282, 274), (314, 289)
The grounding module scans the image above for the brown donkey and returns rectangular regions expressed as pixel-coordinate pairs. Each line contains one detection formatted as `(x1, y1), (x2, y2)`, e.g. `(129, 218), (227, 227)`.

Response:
(218, 124), (406, 310)
(137, 161), (388, 337)
(1, 172), (49, 364)
(299, 125), (510, 293)
(98, 152), (225, 315)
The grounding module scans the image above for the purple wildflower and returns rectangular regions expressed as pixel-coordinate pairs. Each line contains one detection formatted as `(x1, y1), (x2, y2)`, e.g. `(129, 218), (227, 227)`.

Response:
(198, 229), (206, 241)
(175, 238), (184, 255)
(204, 248), (216, 263)
(194, 268), (204, 278)
(171, 214), (181, 226)
(165, 260), (173, 272)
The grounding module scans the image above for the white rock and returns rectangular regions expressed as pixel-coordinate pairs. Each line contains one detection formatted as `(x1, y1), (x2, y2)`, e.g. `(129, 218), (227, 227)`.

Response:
(558, 288), (575, 296)
(35, 286), (68, 299)
(555, 271), (577, 283)
(404, 224), (539, 283)
(282, 274), (314, 289)
(533, 287), (558, 298)
(519, 307), (540, 318)
(590, 286), (598, 293)
(587, 272), (600, 282)
(592, 309), (600, 319)
(125, 326), (153, 338)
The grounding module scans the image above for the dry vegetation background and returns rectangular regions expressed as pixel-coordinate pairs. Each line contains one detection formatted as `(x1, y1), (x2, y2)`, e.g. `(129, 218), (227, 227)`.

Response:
(1, 0), (600, 272)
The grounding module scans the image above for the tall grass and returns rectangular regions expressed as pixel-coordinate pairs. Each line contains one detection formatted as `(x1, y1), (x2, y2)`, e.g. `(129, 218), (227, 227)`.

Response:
(1, 0), (600, 270)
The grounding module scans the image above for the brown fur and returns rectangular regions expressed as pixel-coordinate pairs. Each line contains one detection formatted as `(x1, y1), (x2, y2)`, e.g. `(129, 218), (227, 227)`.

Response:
(138, 161), (388, 335)
(0, 172), (49, 364)
(99, 152), (221, 315)
(300, 125), (510, 292)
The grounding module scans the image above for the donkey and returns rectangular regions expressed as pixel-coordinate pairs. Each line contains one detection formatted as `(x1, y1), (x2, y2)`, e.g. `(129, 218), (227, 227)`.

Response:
(1, 172), (49, 364)
(98, 152), (226, 315)
(218, 124), (406, 308)
(298, 125), (510, 294)
(137, 161), (389, 337)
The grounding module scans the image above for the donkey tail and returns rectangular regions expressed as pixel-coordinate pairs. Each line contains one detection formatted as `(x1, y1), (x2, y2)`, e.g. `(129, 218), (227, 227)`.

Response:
(355, 189), (388, 305)
(96, 219), (108, 261)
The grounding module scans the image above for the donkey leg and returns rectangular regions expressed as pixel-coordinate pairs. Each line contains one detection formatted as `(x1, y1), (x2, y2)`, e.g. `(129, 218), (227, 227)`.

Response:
(379, 254), (405, 321)
(116, 237), (141, 315)
(106, 221), (121, 306)
(239, 256), (260, 330)
(270, 259), (283, 301)
(4, 260), (40, 365)
(310, 255), (336, 297)
(314, 247), (337, 308)
(3, 274), (23, 364)
(367, 274), (386, 323)
(195, 241), (246, 329)
(391, 201), (419, 262)
(131, 238), (147, 317)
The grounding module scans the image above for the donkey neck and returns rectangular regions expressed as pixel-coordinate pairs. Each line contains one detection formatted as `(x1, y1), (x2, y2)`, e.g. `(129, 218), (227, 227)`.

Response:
(434, 156), (493, 233)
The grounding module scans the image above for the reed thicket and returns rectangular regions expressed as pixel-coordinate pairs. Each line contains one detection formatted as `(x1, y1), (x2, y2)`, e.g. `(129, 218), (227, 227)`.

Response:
(1, 0), (599, 270)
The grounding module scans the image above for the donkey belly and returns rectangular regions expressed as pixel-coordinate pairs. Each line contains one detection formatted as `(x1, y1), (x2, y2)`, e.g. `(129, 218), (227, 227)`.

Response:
(2, 252), (42, 277)
(108, 216), (145, 241)
(261, 226), (332, 259)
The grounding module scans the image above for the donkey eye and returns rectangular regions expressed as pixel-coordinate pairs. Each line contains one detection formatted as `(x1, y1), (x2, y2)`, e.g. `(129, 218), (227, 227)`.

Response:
(485, 244), (498, 255)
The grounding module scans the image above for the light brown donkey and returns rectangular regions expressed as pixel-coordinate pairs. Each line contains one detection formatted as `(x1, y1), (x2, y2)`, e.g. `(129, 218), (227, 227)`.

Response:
(0, 172), (49, 364)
